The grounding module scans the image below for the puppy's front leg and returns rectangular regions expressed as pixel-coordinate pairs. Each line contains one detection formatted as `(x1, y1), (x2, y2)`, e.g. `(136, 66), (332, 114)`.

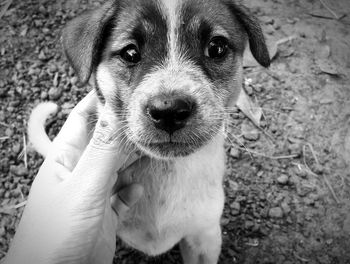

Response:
(180, 224), (222, 264)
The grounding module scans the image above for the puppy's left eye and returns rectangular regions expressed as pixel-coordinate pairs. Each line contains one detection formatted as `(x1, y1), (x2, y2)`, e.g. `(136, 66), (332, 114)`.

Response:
(205, 37), (229, 59)
(120, 44), (141, 64)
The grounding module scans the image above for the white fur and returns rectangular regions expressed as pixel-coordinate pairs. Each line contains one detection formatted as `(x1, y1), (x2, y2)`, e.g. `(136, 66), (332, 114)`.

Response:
(27, 102), (58, 156)
(116, 133), (225, 257)
(160, 0), (181, 65)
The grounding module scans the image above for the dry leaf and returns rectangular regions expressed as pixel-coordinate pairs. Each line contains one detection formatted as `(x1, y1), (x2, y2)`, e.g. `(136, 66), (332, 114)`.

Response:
(236, 89), (262, 127)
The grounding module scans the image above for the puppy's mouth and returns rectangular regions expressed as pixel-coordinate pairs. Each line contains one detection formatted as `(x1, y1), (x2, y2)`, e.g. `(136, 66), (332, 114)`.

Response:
(138, 140), (199, 158)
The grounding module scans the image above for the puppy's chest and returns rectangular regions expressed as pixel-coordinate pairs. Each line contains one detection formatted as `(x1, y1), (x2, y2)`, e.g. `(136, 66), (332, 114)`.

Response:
(117, 154), (225, 255)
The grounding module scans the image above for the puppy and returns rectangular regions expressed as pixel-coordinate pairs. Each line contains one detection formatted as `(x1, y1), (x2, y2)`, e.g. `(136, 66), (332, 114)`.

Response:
(28, 0), (269, 263)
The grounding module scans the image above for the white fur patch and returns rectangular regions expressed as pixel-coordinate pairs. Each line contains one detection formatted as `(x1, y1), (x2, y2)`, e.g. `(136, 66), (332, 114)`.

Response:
(158, 0), (183, 68)
(96, 63), (117, 100)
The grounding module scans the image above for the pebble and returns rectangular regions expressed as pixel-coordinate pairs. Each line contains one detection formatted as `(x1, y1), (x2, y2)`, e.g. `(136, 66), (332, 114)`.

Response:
(4, 191), (10, 199)
(245, 221), (255, 229)
(0, 227), (5, 236)
(10, 164), (28, 176)
(242, 123), (260, 141)
(281, 202), (291, 214)
(0, 110), (5, 121)
(228, 179), (239, 191)
(48, 64), (58, 73)
(244, 85), (253, 95)
(38, 50), (46, 60)
(269, 207), (283, 218)
(12, 143), (21, 154)
(277, 174), (289, 185)
(253, 84), (263, 93)
(229, 147), (240, 158)
(41, 91), (48, 100)
(230, 201), (241, 211)
(5, 128), (14, 137)
(70, 76), (79, 85)
(48, 87), (62, 100)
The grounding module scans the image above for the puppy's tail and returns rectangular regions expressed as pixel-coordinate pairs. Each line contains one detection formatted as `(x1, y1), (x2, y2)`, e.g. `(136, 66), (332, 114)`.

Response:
(28, 102), (58, 157)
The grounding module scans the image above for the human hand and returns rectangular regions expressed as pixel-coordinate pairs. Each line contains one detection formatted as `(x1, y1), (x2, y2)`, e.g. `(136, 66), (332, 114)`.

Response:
(5, 91), (143, 264)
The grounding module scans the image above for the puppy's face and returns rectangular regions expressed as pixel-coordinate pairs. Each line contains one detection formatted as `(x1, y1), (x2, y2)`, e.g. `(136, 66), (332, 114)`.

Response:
(62, 0), (270, 159)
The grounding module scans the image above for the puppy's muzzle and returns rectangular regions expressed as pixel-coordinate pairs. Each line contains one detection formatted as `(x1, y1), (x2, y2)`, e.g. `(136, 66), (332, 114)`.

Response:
(145, 95), (196, 135)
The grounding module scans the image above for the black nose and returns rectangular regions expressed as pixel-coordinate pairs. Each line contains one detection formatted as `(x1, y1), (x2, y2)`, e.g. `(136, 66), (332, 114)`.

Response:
(146, 95), (195, 134)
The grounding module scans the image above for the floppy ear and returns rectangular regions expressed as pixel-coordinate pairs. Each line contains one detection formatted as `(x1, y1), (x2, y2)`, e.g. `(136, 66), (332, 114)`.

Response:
(227, 2), (270, 67)
(61, 1), (118, 85)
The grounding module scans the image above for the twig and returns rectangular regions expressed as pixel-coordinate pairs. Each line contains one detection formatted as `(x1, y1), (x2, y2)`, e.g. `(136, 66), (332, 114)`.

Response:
(0, 136), (9, 141)
(306, 143), (319, 164)
(1, 201), (27, 211)
(319, 0), (340, 19)
(0, 0), (13, 20)
(23, 133), (28, 169)
(301, 147), (340, 204)
(276, 35), (298, 46)
(237, 146), (298, 160)
(323, 174), (340, 204)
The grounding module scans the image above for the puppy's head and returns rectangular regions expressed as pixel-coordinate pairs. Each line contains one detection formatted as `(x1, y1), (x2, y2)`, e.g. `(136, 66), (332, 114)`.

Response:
(62, 0), (270, 159)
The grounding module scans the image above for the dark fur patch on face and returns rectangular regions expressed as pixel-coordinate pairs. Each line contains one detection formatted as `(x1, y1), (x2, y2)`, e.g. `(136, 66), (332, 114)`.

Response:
(98, 0), (168, 114)
(177, 0), (247, 104)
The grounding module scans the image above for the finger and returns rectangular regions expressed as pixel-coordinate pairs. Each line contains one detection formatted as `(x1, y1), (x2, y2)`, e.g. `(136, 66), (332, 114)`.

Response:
(70, 110), (133, 190)
(110, 183), (144, 217)
(51, 91), (98, 170)
(113, 156), (149, 194)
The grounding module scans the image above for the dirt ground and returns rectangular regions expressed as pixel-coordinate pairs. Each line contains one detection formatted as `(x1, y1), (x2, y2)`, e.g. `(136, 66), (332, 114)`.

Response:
(1, 0), (350, 263)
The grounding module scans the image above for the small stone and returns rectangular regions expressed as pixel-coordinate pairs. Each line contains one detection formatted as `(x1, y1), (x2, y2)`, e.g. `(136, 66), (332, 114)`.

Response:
(220, 217), (230, 226)
(245, 221), (254, 229)
(48, 87), (62, 100)
(0, 227), (5, 236)
(253, 84), (263, 93)
(242, 123), (260, 141)
(244, 85), (253, 95)
(4, 191), (10, 199)
(70, 76), (79, 85)
(231, 210), (240, 216)
(0, 111), (5, 121)
(48, 64), (58, 73)
(277, 174), (289, 185)
(38, 50), (46, 60)
(40, 91), (48, 100)
(230, 201), (241, 211)
(269, 207), (283, 218)
(281, 202), (291, 214)
(228, 180), (239, 191)
(265, 25), (275, 35)
(12, 143), (21, 154)
(5, 128), (14, 137)
(229, 147), (240, 158)
(10, 164), (28, 176)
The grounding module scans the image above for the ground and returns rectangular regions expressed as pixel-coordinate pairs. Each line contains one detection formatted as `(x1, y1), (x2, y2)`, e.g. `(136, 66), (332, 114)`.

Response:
(1, 0), (350, 263)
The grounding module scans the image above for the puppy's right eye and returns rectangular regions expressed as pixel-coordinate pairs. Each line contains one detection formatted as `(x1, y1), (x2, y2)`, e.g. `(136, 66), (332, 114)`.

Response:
(120, 44), (141, 64)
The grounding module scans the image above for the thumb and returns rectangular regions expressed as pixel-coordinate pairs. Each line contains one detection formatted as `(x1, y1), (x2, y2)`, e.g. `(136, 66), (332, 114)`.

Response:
(70, 115), (130, 190)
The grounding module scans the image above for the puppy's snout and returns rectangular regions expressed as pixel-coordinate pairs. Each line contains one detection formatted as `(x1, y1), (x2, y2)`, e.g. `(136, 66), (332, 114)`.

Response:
(146, 95), (195, 134)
